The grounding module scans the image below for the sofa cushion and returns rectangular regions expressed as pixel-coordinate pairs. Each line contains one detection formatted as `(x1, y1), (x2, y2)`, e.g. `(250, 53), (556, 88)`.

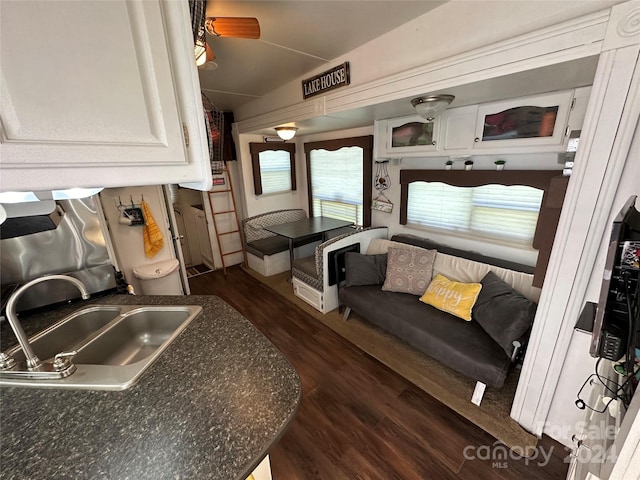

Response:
(390, 234), (535, 274)
(473, 271), (537, 357)
(344, 252), (387, 287)
(382, 247), (436, 295)
(419, 274), (482, 321)
(431, 252), (540, 303)
(366, 238), (425, 255)
(340, 285), (511, 388)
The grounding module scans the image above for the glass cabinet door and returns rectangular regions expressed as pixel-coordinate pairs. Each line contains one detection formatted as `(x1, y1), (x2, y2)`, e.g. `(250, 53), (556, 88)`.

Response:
(474, 91), (573, 149)
(384, 115), (440, 154)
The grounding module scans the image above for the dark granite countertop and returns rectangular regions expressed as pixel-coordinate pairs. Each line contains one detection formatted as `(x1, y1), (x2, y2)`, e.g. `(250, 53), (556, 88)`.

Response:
(0, 294), (301, 480)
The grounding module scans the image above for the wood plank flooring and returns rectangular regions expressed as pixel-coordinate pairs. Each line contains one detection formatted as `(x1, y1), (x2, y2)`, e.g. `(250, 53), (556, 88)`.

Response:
(189, 266), (570, 480)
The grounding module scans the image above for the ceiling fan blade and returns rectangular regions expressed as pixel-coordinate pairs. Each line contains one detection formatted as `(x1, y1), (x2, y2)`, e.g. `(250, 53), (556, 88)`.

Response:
(205, 17), (260, 39)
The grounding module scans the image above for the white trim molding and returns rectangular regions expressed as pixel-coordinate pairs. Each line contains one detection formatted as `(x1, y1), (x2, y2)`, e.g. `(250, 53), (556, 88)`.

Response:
(236, 9), (610, 134)
(511, 0), (640, 435)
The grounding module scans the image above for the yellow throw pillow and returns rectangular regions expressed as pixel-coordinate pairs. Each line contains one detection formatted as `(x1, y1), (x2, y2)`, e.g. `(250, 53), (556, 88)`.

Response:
(419, 274), (482, 321)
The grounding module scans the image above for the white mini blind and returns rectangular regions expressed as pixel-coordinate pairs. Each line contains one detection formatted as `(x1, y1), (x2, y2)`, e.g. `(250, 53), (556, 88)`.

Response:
(258, 150), (291, 194)
(407, 182), (544, 244)
(309, 146), (363, 225)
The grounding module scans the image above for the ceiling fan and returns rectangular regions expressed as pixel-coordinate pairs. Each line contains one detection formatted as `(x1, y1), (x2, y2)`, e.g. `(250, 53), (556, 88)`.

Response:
(194, 17), (261, 69)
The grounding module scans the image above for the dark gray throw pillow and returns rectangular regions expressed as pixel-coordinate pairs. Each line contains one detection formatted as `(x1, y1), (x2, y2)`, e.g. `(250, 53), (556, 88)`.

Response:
(473, 271), (537, 358)
(344, 252), (388, 287)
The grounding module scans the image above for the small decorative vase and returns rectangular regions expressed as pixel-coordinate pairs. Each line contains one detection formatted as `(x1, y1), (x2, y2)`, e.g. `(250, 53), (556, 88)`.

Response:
(465, 164), (473, 171)
(496, 164), (504, 171)
(445, 164), (452, 170)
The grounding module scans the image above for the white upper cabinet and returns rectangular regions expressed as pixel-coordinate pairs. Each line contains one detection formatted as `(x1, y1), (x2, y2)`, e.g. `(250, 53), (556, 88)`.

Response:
(374, 114), (441, 158)
(472, 91), (574, 151)
(374, 90), (578, 159)
(0, 0), (211, 192)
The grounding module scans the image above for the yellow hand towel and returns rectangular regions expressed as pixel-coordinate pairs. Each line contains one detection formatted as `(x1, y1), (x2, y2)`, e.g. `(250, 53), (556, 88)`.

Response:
(142, 200), (164, 258)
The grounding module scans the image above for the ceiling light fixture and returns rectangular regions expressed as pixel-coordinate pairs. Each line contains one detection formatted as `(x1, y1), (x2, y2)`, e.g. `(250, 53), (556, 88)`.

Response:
(275, 126), (298, 141)
(411, 94), (455, 122)
(195, 43), (218, 70)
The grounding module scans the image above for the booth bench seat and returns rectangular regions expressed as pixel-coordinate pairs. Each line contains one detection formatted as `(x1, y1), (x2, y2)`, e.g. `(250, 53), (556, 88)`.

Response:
(242, 209), (321, 277)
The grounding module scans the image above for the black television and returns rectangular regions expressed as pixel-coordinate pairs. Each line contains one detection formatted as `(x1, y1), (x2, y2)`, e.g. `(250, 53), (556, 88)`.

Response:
(590, 195), (640, 367)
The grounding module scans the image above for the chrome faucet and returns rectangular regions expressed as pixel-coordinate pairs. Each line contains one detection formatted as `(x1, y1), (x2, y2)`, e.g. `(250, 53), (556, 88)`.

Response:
(4, 275), (90, 370)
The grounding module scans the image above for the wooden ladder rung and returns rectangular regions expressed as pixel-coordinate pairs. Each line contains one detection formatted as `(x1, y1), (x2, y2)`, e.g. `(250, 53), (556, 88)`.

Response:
(221, 249), (244, 256)
(213, 210), (235, 215)
(211, 189), (232, 193)
(217, 230), (239, 236)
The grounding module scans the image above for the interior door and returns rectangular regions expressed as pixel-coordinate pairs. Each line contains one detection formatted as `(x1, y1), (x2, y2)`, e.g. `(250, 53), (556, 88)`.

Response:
(162, 186), (191, 295)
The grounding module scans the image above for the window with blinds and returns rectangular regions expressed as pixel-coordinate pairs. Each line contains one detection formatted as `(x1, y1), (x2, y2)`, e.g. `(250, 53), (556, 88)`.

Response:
(258, 150), (292, 194)
(309, 146), (364, 225)
(407, 182), (544, 245)
(249, 142), (295, 196)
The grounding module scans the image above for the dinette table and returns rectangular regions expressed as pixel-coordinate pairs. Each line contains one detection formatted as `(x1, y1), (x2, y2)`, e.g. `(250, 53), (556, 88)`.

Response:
(264, 216), (353, 277)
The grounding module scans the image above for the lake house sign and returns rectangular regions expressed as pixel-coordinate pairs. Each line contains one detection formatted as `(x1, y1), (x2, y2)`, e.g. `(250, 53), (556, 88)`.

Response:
(302, 62), (350, 99)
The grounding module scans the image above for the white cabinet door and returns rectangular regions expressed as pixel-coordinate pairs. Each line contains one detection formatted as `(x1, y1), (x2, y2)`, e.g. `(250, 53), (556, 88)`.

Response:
(0, 0), (210, 192)
(440, 105), (478, 152)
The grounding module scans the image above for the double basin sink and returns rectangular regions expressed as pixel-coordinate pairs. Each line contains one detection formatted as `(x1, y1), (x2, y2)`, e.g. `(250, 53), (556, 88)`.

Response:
(0, 304), (202, 390)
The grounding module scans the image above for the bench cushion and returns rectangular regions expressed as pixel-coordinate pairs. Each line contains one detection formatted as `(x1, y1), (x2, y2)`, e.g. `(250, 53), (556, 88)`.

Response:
(247, 234), (323, 258)
(292, 256), (323, 291)
(246, 237), (290, 258)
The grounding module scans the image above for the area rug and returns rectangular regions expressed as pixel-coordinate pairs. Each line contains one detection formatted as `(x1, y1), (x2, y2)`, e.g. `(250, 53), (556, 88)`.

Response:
(244, 267), (539, 456)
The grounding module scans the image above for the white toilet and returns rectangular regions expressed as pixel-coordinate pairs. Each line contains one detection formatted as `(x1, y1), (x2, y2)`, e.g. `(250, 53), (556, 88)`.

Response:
(132, 259), (182, 295)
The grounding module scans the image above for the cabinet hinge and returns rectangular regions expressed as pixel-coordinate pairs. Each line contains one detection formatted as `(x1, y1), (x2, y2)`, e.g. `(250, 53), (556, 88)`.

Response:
(182, 123), (189, 147)
(570, 98), (576, 110)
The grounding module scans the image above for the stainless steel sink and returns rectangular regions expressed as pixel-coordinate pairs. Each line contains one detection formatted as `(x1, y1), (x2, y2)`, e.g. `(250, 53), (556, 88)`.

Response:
(9, 306), (122, 365)
(0, 305), (202, 390)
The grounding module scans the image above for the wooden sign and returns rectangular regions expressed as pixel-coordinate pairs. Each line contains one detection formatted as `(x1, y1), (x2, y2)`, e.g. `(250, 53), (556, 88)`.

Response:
(302, 62), (350, 99)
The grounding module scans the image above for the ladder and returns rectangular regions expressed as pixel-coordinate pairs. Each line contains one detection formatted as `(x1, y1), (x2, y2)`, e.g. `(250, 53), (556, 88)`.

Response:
(207, 165), (247, 275)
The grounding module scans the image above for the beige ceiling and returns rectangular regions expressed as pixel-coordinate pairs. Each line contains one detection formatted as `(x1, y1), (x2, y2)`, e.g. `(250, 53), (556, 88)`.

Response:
(198, 0), (446, 112)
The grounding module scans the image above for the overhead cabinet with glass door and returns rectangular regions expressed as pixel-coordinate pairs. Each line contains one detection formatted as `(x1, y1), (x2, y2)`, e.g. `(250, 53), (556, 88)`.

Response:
(0, 0), (211, 192)
(374, 89), (581, 159)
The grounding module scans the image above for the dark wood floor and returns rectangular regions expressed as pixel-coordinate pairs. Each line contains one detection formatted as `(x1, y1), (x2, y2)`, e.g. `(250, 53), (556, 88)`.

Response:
(190, 266), (570, 480)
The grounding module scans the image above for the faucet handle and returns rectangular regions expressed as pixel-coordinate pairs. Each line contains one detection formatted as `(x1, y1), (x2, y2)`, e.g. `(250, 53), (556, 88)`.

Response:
(52, 351), (77, 372)
(0, 352), (17, 370)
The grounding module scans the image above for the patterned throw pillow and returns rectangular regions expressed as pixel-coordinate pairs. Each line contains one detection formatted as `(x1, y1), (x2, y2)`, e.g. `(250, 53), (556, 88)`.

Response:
(419, 274), (482, 321)
(381, 247), (436, 295)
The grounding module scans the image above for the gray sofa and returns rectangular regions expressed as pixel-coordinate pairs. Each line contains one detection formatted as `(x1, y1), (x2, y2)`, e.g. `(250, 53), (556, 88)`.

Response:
(339, 234), (540, 393)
